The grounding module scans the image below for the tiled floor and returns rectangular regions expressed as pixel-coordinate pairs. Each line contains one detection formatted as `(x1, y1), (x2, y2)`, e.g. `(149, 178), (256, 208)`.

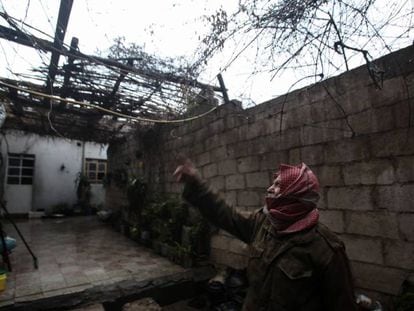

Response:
(0, 216), (188, 309)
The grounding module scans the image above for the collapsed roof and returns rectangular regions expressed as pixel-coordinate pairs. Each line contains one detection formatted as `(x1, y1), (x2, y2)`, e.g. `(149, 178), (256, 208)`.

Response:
(0, 7), (224, 142)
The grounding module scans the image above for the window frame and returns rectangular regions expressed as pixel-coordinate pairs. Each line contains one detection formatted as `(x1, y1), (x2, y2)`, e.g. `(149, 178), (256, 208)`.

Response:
(84, 158), (107, 184)
(6, 153), (35, 185)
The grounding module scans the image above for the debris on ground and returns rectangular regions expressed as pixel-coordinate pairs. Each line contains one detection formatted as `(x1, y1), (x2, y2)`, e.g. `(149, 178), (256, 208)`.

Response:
(122, 297), (162, 311)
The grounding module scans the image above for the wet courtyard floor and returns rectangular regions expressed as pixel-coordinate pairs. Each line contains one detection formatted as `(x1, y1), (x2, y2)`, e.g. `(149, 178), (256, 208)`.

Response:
(0, 216), (211, 310)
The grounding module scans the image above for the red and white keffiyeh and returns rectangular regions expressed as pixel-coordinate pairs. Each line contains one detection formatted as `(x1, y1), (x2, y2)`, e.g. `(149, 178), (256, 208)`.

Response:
(265, 163), (320, 234)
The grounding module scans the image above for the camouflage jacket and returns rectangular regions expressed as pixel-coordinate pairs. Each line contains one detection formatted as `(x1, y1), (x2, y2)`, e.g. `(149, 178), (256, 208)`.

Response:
(183, 180), (358, 311)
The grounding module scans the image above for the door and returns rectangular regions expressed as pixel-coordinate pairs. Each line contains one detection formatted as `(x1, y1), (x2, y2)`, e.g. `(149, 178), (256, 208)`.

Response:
(4, 153), (35, 214)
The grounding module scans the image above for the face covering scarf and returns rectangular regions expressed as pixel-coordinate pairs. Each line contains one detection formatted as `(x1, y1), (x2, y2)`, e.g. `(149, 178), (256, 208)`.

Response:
(264, 163), (320, 234)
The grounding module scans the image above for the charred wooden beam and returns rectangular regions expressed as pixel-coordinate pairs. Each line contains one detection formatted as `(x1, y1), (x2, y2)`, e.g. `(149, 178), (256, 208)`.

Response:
(106, 58), (134, 108)
(0, 25), (221, 92)
(111, 59), (134, 98)
(217, 73), (230, 105)
(45, 0), (74, 94)
(0, 24), (52, 51)
(60, 36), (79, 108)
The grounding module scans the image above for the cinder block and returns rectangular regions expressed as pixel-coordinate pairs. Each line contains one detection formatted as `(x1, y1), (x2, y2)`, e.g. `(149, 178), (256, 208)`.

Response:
(348, 106), (394, 135)
(237, 156), (260, 173)
(309, 100), (330, 122)
(209, 176), (225, 192)
(351, 261), (407, 295)
(282, 105), (312, 130)
(208, 119), (225, 133)
(260, 152), (289, 171)
(194, 127), (209, 142)
(237, 191), (263, 207)
(394, 99), (414, 129)
(277, 128), (303, 150)
(398, 214), (414, 242)
(300, 145), (325, 165)
(192, 142), (204, 155)
(227, 142), (250, 158)
(237, 124), (249, 141)
(371, 77), (408, 108)
(327, 187), (373, 211)
(246, 122), (266, 140)
(324, 98), (348, 120)
(337, 86), (373, 115)
(246, 172), (270, 188)
(203, 163), (218, 179)
(181, 133), (195, 148)
(210, 146), (227, 161)
(218, 159), (238, 175)
(370, 128), (414, 157)
(196, 152), (210, 166)
(375, 184), (414, 212)
(340, 234), (383, 265)
(312, 165), (343, 186)
(396, 155), (414, 182)
(205, 134), (223, 149)
(344, 211), (399, 239)
(325, 138), (370, 163)
(319, 210), (344, 233)
(343, 160), (395, 185)
(224, 128), (240, 144)
(247, 136), (274, 155)
(301, 119), (349, 145)
(384, 240), (414, 270)
(288, 148), (301, 164)
(225, 175), (245, 190)
(307, 84), (328, 104)
(262, 117), (281, 135)
(224, 114), (245, 130)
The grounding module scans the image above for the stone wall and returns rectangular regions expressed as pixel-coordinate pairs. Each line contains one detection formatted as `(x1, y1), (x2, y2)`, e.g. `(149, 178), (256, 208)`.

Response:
(106, 45), (414, 300)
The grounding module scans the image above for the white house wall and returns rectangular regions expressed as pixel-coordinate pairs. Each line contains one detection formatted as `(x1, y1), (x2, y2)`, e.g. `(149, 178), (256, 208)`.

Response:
(0, 130), (107, 213)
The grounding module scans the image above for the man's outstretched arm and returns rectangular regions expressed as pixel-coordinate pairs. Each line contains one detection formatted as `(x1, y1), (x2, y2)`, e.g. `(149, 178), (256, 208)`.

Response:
(174, 158), (258, 244)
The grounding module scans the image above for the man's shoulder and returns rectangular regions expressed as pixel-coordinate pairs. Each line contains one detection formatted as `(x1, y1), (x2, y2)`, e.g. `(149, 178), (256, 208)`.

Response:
(305, 223), (345, 266)
(315, 223), (345, 250)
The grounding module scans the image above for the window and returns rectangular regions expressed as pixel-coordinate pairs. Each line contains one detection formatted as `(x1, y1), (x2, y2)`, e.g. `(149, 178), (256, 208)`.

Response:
(7, 153), (35, 185)
(84, 158), (107, 183)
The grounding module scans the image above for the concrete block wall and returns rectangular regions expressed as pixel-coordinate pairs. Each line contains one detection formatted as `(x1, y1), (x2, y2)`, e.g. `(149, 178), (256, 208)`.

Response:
(106, 45), (414, 298)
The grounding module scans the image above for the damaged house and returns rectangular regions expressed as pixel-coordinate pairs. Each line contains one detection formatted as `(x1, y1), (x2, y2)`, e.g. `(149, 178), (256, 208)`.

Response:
(0, 1), (413, 310)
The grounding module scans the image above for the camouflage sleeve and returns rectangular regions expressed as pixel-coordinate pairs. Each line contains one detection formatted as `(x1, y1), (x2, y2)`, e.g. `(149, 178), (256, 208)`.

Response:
(182, 179), (258, 244)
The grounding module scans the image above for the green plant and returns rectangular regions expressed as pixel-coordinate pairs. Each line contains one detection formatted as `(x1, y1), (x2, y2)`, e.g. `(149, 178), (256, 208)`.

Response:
(171, 242), (194, 267)
(188, 220), (210, 257)
(129, 225), (140, 241)
(126, 177), (148, 222)
(74, 173), (91, 213)
(151, 219), (172, 244)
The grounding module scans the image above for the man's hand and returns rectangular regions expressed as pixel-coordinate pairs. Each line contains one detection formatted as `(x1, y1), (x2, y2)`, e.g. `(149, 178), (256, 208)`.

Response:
(173, 157), (201, 183)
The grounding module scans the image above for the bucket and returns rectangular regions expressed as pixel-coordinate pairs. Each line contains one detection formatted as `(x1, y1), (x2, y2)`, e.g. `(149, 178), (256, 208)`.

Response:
(0, 273), (7, 291)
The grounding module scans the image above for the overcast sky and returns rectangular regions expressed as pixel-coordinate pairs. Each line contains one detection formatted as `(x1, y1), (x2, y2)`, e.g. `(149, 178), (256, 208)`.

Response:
(0, 0), (413, 106)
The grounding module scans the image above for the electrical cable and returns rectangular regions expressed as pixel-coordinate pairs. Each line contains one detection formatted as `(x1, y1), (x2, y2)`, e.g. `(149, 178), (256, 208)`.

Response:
(0, 80), (219, 124)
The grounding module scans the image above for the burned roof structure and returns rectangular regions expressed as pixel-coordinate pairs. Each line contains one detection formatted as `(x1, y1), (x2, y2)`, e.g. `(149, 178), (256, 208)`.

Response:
(0, 3), (224, 143)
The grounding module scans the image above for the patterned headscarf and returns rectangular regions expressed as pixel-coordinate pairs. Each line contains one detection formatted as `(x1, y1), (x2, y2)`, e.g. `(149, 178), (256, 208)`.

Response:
(264, 163), (320, 234)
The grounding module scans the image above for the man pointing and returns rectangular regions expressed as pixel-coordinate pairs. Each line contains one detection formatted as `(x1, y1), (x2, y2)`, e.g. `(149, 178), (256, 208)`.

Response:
(174, 159), (358, 311)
